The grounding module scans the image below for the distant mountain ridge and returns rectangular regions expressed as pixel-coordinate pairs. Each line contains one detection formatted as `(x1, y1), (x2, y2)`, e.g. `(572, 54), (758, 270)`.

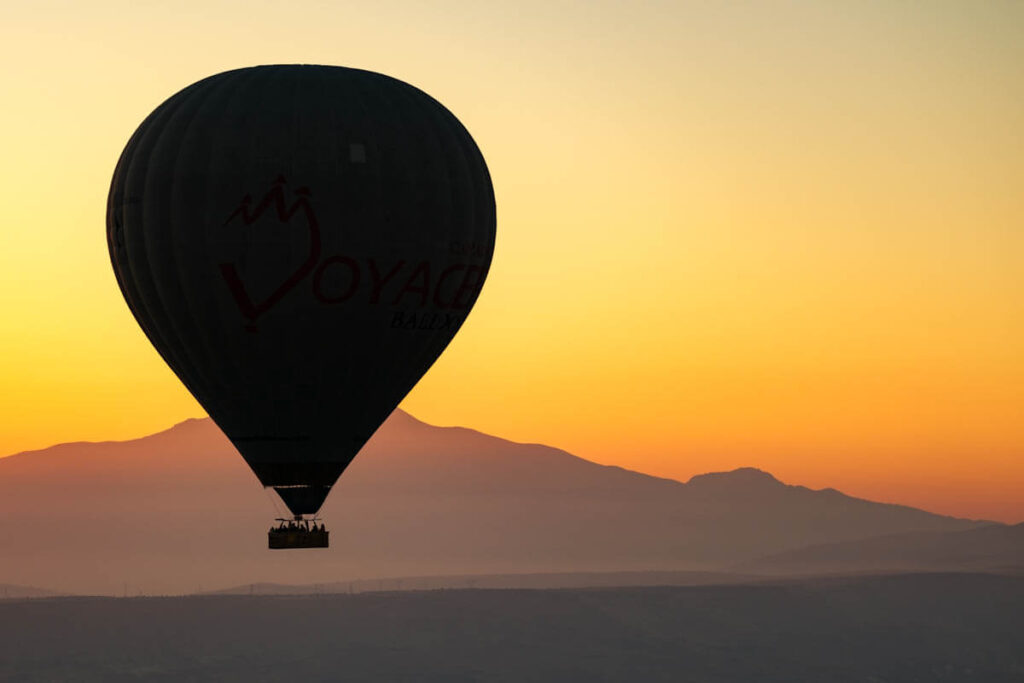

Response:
(0, 583), (64, 600)
(0, 411), (1002, 595)
(740, 522), (1024, 575)
(206, 570), (764, 596)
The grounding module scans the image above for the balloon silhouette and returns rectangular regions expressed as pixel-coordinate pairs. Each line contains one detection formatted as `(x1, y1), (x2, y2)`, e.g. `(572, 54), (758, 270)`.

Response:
(107, 65), (495, 521)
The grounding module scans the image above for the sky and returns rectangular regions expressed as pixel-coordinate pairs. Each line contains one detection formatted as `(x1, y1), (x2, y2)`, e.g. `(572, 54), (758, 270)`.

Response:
(1, 1), (1021, 522)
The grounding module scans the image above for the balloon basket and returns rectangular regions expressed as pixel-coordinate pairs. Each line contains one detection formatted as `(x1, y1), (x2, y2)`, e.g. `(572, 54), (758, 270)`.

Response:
(268, 520), (329, 549)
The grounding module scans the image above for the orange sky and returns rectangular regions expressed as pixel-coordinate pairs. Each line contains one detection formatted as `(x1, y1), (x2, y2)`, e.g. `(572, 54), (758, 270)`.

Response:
(1, 1), (1021, 522)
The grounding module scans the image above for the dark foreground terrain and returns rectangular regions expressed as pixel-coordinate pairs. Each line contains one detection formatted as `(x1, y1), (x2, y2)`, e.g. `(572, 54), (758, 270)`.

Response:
(1, 573), (1021, 683)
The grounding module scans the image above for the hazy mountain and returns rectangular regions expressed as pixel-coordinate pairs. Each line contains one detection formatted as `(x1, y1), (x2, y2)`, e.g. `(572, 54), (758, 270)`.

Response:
(1, 575), (1022, 682)
(0, 411), (992, 595)
(0, 583), (64, 600)
(740, 522), (1024, 575)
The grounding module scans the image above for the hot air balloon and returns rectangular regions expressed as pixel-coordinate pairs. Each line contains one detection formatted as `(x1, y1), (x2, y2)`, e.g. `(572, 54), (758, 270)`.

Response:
(107, 65), (495, 549)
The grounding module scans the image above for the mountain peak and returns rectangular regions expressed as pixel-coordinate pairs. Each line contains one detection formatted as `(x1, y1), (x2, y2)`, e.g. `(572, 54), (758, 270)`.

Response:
(685, 467), (783, 490)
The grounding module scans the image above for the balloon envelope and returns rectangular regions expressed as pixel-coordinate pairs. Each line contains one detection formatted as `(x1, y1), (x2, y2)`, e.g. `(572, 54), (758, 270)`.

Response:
(107, 65), (495, 515)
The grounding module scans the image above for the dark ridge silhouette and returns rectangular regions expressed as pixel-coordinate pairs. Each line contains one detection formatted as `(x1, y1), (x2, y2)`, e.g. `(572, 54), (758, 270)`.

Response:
(0, 574), (1021, 682)
(0, 411), (995, 595)
(739, 521), (1024, 575)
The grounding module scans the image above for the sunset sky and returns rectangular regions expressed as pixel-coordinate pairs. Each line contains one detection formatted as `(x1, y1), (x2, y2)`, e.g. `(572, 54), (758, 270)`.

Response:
(1, 1), (1021, 522)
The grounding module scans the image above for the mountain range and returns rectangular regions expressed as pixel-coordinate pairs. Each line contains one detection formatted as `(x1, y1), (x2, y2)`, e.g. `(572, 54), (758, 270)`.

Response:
(0, 410), (1013, 595)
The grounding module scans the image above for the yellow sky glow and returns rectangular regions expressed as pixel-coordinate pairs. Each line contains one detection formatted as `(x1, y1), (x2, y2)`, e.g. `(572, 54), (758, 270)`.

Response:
(1, 1), (1021, 521)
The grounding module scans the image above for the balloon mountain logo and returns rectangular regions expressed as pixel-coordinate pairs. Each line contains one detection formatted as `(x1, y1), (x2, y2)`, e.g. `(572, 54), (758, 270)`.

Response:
(219, 176), (321, 332)
(219, 176), (488, 335)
